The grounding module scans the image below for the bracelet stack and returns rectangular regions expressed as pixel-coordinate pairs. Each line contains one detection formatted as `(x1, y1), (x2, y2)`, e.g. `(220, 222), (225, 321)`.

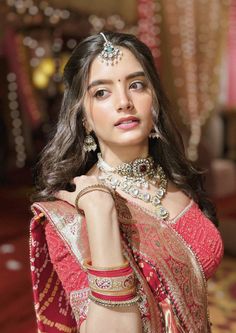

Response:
(83, 259), (139, 308)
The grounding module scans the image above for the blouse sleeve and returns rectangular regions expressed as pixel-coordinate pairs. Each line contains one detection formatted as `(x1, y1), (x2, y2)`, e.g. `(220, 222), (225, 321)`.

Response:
(45, 220), (90, 329)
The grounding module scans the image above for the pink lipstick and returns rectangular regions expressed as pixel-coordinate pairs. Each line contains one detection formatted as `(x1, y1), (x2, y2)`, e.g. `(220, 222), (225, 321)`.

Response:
(114, 116), (140, 130)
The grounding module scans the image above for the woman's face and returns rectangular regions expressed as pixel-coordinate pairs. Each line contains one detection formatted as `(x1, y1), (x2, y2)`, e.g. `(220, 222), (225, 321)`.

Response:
(83, 47), (153, 154)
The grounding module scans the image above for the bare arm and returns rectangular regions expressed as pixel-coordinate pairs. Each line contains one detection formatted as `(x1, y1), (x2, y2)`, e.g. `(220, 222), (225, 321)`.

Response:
(57, 176), (142, 333)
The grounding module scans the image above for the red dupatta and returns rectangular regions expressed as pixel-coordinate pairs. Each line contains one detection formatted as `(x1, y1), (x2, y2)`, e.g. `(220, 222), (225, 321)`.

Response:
(30, 210), (77, 333)
(30, 196), (210, 333)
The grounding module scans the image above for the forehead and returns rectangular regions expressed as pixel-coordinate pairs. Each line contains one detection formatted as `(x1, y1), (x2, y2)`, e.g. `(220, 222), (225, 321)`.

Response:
(88, 47), (143, 81)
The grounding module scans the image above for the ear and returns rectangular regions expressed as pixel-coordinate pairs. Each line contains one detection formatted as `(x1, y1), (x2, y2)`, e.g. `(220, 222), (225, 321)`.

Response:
(82, 117), (92, 134)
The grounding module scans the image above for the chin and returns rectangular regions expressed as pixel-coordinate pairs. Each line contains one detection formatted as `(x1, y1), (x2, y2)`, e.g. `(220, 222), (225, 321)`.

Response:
(101, 129), (150, 148)
(115, 136), (149, 147)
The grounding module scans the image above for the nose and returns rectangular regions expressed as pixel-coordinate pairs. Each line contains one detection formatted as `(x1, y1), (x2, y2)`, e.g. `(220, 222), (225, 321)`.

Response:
(116, 88), (134, 112)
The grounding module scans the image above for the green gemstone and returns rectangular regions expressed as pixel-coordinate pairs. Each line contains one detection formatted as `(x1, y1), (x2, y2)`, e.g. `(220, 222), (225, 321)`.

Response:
(106, 46), (114, 53)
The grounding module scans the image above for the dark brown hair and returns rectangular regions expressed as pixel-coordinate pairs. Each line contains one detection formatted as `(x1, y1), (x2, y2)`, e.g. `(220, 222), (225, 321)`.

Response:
(33, 31), (218, 226)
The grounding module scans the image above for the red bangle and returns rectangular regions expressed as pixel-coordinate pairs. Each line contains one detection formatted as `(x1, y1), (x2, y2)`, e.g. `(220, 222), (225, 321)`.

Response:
(87, 265), (133, 277)
(91, 290), (136, 302)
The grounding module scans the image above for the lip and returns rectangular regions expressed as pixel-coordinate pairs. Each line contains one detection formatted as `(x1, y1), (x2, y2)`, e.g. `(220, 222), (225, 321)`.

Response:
(114, 116), (140, 126)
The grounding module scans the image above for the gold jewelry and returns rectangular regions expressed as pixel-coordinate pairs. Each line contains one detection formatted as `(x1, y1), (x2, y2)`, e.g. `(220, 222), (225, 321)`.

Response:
(90, 286), (136, 296)
(99, 32), (123, 66)
(97, 154), (169, 219)
(88, 272), (135, 292)
(85, 257), (138, 307)
(75, 184), (115, 212)
(83, 134), (97, 152)
(98, 154), (155, 179)
(83, 258), (129, 271)
(116, 157), (155, 178)
(89, 293), (140, 308)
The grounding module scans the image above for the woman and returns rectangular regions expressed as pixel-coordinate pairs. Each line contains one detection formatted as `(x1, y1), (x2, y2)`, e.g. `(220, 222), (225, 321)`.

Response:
(30, 32), (223, 333)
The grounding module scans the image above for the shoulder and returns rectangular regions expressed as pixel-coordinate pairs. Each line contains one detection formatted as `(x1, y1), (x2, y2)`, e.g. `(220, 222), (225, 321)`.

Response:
(30, 199), (84, 239)
(31, 199), (90, 265)
(31, 199), (82, 222)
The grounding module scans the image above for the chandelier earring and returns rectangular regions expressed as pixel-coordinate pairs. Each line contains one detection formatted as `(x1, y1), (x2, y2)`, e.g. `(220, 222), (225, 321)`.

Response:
(149, 128), (160, 140)
(82, 117), (97, 152)
(83, 131), (97, 152)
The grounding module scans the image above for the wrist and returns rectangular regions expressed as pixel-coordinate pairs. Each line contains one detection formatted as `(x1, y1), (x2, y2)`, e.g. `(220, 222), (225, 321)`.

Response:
(84, 200), (117, 221)
(75, 184), (115, 212)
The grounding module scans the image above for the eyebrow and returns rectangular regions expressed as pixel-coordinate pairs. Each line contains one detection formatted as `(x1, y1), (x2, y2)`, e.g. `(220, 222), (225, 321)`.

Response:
(87, 71), (146, 91)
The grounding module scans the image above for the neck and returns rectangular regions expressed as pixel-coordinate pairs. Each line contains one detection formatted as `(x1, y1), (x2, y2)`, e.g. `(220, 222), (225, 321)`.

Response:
(99, 143), (149, 167)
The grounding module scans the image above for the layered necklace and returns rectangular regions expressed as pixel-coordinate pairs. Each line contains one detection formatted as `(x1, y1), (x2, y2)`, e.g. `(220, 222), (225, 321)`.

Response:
(97, 153), (169, 220)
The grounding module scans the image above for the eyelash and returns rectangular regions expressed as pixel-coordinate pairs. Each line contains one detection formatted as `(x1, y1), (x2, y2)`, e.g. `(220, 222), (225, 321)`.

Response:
(129, 81), (146, 90)
(93, 80), (147, 99)
(94, 90), (108, 99)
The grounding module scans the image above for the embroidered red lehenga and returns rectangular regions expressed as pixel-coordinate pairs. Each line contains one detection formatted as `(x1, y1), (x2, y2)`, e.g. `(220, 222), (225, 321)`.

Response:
(30, 195), (223, 333)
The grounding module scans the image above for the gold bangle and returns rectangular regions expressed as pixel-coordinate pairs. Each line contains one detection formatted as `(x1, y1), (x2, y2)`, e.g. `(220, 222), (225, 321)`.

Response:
(88, 271), (135, 292)
(90, 286), (136, 296)
(75, 184), (115, 212)
(88, 293), (140, 308)
(83, 258), (129, 271)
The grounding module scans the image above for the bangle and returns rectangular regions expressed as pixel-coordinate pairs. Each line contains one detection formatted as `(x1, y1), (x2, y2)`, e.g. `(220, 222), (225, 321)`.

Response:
(91, 290), (136, 301)
(90, 286), (136, 296)
(83, 258), (129, 271)
(75, 184), (115, 212)
(88, 269), (135, 292)
(84, 259), (137, 307)
(89, 292), (140, 308)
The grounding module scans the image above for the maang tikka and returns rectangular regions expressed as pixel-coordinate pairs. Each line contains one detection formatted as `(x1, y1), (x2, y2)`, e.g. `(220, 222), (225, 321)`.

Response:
(99, 32), (123, 66)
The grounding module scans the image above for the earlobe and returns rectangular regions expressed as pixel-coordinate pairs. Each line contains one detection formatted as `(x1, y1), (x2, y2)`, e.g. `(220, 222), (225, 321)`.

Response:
(82, 117), (86, 128)
(82, 117), (92, 134)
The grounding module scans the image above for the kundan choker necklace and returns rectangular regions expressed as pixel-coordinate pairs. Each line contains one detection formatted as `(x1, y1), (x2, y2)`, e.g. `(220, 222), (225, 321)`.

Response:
(97, 153), (169, 219)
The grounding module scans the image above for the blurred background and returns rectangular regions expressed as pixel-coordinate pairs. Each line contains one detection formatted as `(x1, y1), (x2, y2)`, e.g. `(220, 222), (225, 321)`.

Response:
(0, 0), (235, 332)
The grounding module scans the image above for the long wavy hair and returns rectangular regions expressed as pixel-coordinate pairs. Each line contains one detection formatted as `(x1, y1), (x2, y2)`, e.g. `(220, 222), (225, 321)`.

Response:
(33, 31), (218, 226)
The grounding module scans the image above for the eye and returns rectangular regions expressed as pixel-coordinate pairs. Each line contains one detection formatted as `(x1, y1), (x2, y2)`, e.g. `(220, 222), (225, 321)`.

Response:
(129, 81), (146, 90)
(93, 89), (109, 99)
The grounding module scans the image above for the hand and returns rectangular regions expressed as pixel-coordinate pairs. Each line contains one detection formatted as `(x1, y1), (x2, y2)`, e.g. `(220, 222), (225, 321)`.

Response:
(55, 175), (115, 212)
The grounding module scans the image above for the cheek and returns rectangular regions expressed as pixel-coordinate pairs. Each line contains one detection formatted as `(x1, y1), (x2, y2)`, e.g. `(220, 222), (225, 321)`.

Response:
(89, 101), (113, 132)
(143, 98), (154, 129)
(136, 96), (153, 117)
